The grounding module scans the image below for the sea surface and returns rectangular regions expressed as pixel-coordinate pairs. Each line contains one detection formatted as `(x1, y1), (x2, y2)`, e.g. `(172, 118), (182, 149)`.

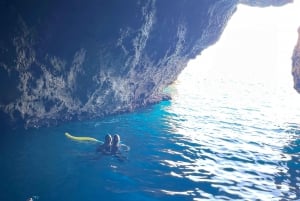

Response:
(1, 64), (300, 201)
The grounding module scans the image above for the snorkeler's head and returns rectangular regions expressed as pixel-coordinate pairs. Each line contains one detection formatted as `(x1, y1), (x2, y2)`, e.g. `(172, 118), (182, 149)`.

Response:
(104, 134), (112, 145)
(112, 134), (120, 145)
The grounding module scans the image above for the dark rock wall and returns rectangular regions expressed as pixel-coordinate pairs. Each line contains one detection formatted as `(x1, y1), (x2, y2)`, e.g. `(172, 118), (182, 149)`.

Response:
(292, 27), (300, 93)
(0, 0), (294, 128)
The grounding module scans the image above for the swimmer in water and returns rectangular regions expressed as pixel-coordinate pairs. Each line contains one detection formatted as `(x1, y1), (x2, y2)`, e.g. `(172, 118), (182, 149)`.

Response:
(95, 133), (128, 162)
(111, 134), (128, 162)
(96, 134), (112, 154)
(111, 134), (121, 155)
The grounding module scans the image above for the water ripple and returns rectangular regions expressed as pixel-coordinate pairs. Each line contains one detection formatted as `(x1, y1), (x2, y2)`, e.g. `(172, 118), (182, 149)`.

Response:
(151, 82), (300, 200)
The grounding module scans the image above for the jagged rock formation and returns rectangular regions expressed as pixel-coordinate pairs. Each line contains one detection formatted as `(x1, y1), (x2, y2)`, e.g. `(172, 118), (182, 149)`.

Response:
(292, 27), (300, 93)
(0, 0), (293, 128)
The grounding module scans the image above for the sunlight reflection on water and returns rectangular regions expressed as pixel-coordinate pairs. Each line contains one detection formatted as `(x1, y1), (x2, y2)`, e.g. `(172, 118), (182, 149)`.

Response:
(2, 3), (300, 201)
(157, 3), (300, 199)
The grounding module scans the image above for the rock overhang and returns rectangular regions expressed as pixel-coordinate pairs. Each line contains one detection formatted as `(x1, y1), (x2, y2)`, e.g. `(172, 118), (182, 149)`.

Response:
(0, 0), (296, 128)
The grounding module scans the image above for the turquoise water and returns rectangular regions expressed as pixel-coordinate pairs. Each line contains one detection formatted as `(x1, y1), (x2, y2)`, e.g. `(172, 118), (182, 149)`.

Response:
(1, 68), (300, 201)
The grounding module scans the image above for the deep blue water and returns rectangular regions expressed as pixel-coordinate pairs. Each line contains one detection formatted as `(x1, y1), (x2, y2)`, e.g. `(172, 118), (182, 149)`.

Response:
(1, 67), (300, 201)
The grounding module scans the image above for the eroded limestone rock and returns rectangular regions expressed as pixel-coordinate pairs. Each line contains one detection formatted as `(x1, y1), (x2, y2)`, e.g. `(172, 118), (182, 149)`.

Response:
(0, 0), (295, 128)
(292, 27), (300, 93)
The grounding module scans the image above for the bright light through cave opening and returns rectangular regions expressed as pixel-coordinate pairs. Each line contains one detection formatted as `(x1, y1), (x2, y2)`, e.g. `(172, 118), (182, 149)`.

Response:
(171, 1), (300, 123)
(179, 1), (300, 85)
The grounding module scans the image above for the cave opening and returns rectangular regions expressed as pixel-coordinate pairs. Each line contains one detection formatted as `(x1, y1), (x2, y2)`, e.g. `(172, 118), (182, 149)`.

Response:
(170, 1), (300, 124)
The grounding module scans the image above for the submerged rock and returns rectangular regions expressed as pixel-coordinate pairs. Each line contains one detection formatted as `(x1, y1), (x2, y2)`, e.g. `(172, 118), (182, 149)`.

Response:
(0, 0), (294, 128)
(292, 27), (300, 93)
